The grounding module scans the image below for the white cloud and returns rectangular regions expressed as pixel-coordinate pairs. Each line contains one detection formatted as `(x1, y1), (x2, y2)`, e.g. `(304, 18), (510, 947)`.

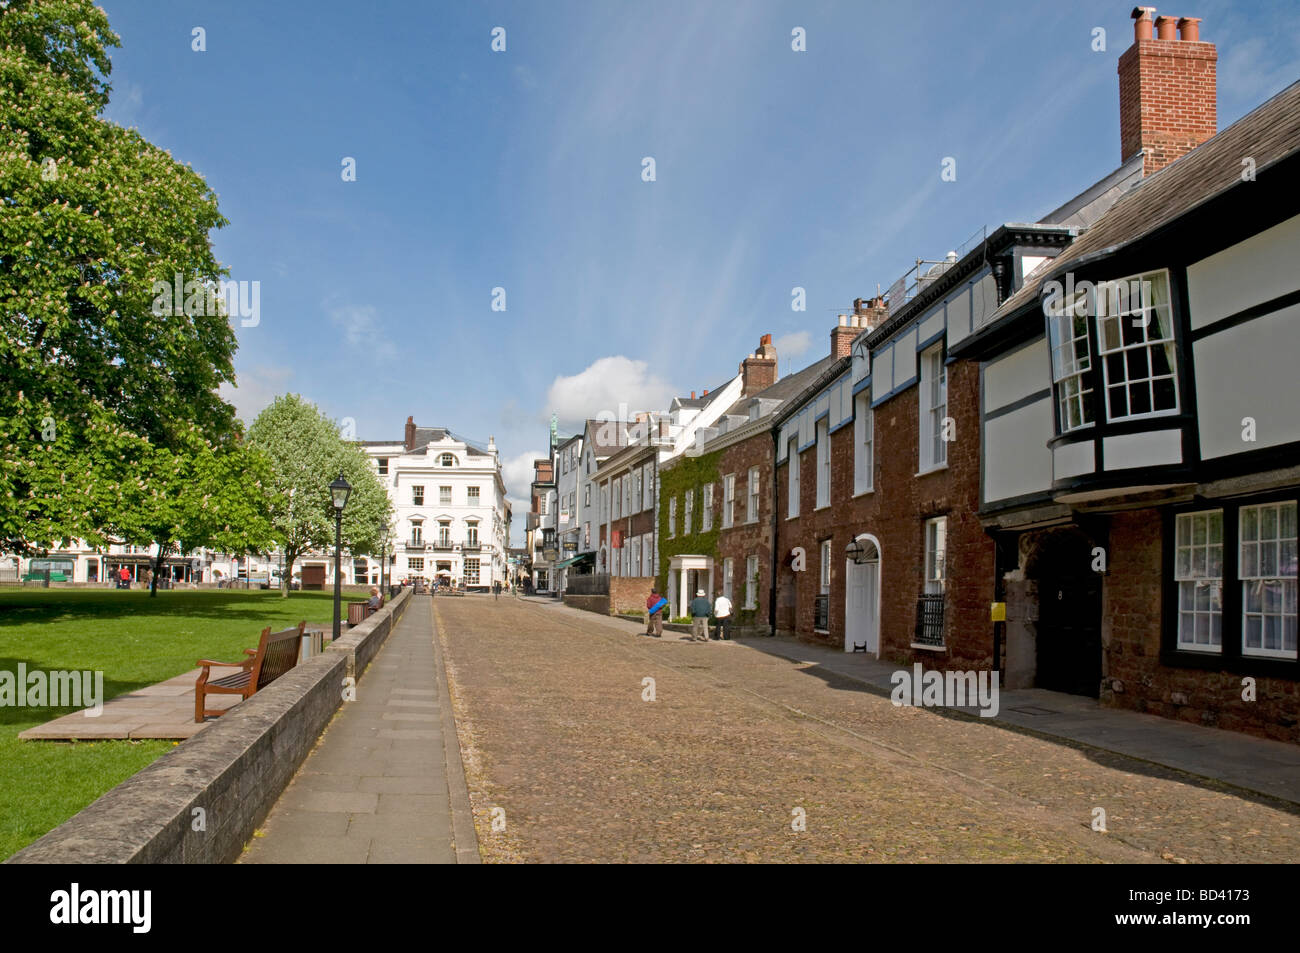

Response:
(501, 450), (545, 500)
(327, 303), (396, 360)
(545, 356), (676, 432)
(773, 331), (811, 361)
(220, 364), (294, 426)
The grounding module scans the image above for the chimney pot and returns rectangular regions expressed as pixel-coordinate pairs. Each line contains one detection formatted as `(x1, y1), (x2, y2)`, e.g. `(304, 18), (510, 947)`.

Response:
(1132, 6), (1156, 40)
(691, 390), (696, 400)
(1178, 16), (1201, 41)
(760, 332), (772, 346)
(1155, 14), (1177, 39)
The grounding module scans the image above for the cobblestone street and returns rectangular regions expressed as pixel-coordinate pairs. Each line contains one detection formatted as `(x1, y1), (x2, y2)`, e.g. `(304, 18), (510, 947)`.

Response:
(437, 596), (1300, 863)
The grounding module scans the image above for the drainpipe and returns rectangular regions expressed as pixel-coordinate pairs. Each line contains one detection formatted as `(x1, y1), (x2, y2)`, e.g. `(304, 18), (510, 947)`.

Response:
(768, 426), (779, 637)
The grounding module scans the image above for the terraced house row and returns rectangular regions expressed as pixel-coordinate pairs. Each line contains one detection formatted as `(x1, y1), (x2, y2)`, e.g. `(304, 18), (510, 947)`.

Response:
(542, 10), (1299, 743)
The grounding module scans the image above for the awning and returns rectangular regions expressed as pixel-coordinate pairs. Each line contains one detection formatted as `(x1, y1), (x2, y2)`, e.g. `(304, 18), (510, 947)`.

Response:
(553, 551), (594, 570)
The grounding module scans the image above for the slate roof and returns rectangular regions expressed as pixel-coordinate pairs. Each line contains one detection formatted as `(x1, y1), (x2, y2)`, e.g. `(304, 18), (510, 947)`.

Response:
(991, 78), (1300, 322)
(716, 353), (839, 420)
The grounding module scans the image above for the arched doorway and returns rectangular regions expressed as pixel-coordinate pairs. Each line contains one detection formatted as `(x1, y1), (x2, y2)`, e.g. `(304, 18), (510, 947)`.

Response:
(844, 534), (881, 654)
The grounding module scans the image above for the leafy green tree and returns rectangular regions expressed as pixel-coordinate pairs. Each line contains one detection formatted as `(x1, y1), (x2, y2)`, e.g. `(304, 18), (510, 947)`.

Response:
(0, 0), (239, 552)
(247, 395), (391, 596)
(110, 426), (276, 596)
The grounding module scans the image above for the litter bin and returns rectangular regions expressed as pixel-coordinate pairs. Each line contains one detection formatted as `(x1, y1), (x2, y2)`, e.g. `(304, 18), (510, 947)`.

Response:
(346, 602), (368, 626)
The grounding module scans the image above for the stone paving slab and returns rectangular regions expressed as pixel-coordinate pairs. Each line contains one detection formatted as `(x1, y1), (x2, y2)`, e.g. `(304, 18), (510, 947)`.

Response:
(239, 595), (477, 864)
(18, 668), (240, 740)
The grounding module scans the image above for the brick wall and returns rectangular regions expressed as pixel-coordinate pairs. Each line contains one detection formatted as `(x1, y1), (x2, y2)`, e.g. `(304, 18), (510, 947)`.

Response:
(715, 431), (775, 628)
(1102, 510), (1300, 743)
(1117, 37), (1217, 174)
(610, 576), (655, 615)
(777, 359), (995, 670)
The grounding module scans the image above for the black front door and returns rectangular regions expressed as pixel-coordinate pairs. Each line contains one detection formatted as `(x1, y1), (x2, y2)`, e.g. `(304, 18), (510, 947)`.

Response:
(1036, 572), (1102, 697)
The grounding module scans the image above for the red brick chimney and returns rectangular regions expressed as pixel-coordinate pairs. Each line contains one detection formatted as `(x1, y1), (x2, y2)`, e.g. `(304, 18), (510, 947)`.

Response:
(831, 297), (888, 358)
(404, 415), (417, 451)
(739, 334), (778, 396)
(1118, 7), (1216, 176)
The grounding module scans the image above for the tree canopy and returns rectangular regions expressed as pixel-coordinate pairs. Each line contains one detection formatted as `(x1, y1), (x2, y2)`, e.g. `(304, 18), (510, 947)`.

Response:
(1, 0), (241, 552)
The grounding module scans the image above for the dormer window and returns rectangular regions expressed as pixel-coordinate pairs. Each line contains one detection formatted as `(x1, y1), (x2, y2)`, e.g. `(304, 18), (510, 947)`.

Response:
(440, 453), (456, 467)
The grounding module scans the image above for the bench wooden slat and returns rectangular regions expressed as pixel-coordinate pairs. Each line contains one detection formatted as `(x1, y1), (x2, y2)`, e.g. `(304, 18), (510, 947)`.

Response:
(195, 621), (305, 722)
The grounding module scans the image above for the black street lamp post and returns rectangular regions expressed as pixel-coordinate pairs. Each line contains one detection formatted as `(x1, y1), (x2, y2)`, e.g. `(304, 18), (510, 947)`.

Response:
(329, 472), (352, 644)
(379, 521), (388, 597)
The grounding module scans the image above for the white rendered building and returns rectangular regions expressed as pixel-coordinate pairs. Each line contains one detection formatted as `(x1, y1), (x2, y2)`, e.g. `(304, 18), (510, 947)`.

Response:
(363, 418), (510, 590)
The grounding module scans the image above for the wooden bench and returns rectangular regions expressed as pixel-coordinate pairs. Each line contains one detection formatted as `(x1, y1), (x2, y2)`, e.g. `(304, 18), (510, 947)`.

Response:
(194, 622), (305, 722)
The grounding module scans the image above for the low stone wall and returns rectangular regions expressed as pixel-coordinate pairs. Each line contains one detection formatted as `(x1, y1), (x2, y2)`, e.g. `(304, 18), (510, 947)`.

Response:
(563, 593), (609, 615)
(7, 588), (411, 864)
(329, 588), (411, 677)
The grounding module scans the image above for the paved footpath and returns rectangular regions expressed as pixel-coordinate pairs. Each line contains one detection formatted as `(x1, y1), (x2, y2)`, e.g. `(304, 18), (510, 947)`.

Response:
(240, 595), (478, 864)
(439, 596), (1300, 863)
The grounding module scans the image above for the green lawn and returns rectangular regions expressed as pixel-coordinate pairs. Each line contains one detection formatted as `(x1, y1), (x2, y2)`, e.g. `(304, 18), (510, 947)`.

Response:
(0, 588), (349, 860)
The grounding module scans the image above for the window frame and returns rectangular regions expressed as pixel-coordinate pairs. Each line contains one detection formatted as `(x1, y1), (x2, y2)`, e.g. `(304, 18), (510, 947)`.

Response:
(924, 516), (947, 595)
(747, 467), (761, 523)
(787, 438), (800, 519)
(722, 474), (735, 529)
(1173, 509), (1224, 654)
(1162, 493), (1299, 674)
(702, 482), (714, 532)
(1095, 269), (1180, 425)
(854, 391), (874, 495)
(815, 419), (830, 509)
(918, 344), (948, 473)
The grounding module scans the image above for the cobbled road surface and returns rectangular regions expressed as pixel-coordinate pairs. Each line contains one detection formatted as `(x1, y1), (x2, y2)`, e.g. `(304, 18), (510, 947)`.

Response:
(435, 595), (1299, 863)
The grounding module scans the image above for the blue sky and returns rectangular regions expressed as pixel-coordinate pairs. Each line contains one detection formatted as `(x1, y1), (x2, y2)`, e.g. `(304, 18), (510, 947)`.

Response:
(98, 0), (1299, 529)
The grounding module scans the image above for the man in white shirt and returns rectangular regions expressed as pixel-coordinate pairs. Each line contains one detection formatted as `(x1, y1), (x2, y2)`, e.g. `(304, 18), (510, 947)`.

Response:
(713, 592), (733, 641)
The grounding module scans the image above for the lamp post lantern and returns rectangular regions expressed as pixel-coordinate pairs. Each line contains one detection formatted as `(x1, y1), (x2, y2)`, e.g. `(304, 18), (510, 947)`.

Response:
(329, 472), (352, 644)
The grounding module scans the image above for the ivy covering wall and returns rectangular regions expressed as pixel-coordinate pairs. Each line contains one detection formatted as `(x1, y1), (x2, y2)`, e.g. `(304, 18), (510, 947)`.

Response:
(656, 449), (722, 596)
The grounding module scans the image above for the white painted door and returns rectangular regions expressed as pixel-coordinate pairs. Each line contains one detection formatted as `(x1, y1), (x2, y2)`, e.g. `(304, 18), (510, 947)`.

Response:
(844, 559), (879, 654)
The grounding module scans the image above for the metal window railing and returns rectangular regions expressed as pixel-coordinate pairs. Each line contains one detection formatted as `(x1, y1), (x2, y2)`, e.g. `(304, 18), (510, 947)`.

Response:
(814, 594), (829, 631)
(914, 593), (945, 646)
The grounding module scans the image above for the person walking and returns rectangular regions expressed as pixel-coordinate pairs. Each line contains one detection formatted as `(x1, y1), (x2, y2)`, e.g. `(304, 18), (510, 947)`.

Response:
(713, 591), (733, 641)
(645, 587), (666, 637)
(493, 580), (501, 600)
(689, 589), (712, 642)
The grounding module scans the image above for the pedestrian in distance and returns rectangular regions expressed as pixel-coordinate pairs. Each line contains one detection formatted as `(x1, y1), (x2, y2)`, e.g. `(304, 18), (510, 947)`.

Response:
(713, 591), (733, 640)
(493, 580), (501, 600)
(689, 589), (712, 642)
(645, 587), (667, 637)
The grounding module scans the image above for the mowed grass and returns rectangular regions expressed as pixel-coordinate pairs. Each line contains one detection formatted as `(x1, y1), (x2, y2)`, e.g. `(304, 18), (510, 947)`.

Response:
(0, 588), (348, 860)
